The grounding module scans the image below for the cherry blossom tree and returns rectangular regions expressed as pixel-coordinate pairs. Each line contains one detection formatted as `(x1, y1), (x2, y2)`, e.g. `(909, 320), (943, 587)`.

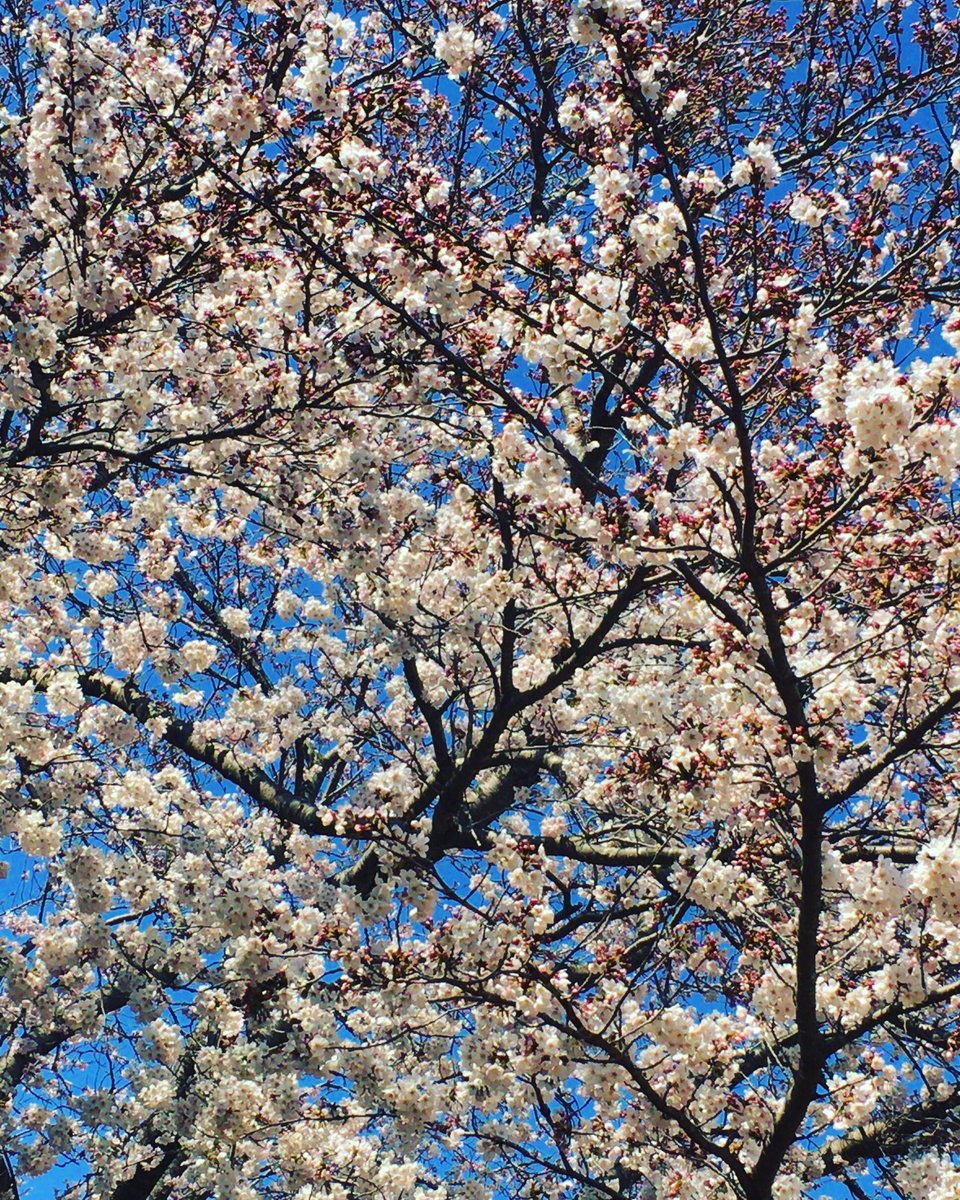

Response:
(2, 0), (960, 1197)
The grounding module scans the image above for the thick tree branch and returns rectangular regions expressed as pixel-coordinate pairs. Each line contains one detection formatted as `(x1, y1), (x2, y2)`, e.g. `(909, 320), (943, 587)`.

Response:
(0, 667), (327, 835)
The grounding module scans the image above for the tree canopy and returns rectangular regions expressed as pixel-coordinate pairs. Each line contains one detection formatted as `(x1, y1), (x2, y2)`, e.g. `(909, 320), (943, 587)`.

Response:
(2, 0), (960, 1198)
